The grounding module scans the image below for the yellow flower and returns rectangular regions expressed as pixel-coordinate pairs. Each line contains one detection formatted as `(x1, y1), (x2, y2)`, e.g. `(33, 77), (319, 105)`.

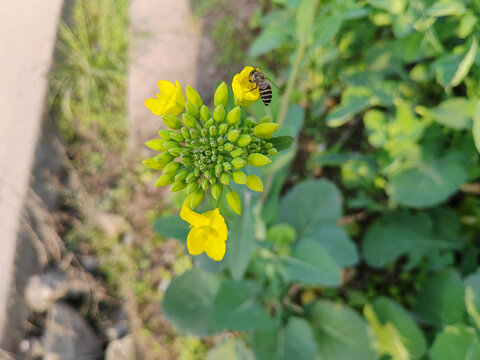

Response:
(232, 66), (260, 106)
(180, 205), (228, 261)
(145, 80), (185, 116)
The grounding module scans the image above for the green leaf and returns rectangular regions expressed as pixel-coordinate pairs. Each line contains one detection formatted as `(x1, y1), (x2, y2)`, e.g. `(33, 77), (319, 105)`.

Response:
(429, 324), (480, 360)
(307, 300), (377, 360)
(465, 268), (480, 330)
(364, 297), (427, 360)
(279, 240), (341, 286)
(366, 0), (406, 14)
(213, 280), (274, 331)
(414, 269), (466, 327)
(226, 193), (255, 280)
(327, 88), (373, 127)
(432, 97), (477, 129)
(388, 154), (468, 208)
(249, 28), (289, 58)
(280, 179), (342, 239)
(162, 269), (220, 336)
(252, 317), (316, 360)
(296, 0), (317, 43)
(207, 339), (254, 360)
(362, 211), (464, 268)
(269, 136), (293, 151)
(153, 215), (189, 241)
(313, 13), (342, 47)
(473, 101), (480, 154)
(304, 224), (358, 267)
(451, 36), (478, 88)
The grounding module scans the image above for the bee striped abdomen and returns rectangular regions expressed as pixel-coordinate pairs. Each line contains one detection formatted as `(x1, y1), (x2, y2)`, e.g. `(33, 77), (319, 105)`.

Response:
(259, 84), (272, 106)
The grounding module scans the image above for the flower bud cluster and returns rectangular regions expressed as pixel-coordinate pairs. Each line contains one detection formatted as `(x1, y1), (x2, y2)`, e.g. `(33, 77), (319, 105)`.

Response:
(144, 82), (281, 215)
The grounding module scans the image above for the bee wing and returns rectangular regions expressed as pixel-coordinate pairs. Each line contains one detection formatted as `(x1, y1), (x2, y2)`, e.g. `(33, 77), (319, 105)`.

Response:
(265, 75), (281, 91)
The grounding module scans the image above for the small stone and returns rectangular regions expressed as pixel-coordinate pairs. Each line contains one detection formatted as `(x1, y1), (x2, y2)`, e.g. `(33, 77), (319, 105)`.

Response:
(25, 270), (70, 312)
(105, 334), (134, 360)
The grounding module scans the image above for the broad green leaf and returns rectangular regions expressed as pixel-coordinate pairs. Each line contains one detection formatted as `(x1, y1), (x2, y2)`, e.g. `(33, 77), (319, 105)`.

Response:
(326, 90), (372, 127)
(269, 136), (293, 151)
(249, 28), (289, 58)
(280, 179), (342, 238)
(213, 280), (273, 331)
(206, 339), (254, 360)
(307, 300), (377, 360)
(362, 211), (464, 268)
(429, 324), (480, 360)
(366, 0), (406, 14)
(153, 215), (189, 241)
(162, 269), (220, 336)
(226, 193), (255, 280)
(414, 269), (466, 327)
(276, 104), (305, 137)
(313, 13), (342, 48)
(427, 0), (467, 17)
(364, 297), (426, 360)
(279, 240), (341, 286)
(473, 101), (480, 154)
(304, 224), (358, 267)
(432, 97), (477, 129)
(451, 36), (478, 88)
(388, 154), (468, 208)
(252, 317), (316, 360)
(465, 268), (480, 329)
(296, 0), (317, 43)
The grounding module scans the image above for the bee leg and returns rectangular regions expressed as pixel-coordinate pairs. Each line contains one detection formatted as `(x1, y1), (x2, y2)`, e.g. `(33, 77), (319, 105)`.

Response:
(246, 84), (258, 93)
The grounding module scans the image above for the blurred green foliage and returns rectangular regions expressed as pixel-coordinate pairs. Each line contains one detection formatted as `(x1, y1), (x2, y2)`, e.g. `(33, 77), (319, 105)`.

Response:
(156, 0), (480, 359)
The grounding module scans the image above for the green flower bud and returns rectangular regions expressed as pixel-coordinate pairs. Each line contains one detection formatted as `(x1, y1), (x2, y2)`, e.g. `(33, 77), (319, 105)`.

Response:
(168, 147), (182, 157)
(222, 162), (232, 171)
(163, 161), (180, 175)
(143, 157), (164, 170)
(162, 115), (182, 129)
(204, 169), (214, 179)
(155, 173), (175, 187)
(214, 81), (228, 107)
(157, 129), (171, 140)
(187, 188), (205, 209)
(231, 157), (246, 169)
(180, 157), (192, 166)
(181, 148), (191, 156)
(187, 181), (199, 194)
(145, 139), (166, 151)
(170, 180), (187, 192)
(186, 172), (197, 183)
(247, 175), (264, 192)
(227, 129), (240, 142)
(170, 132), (184, 143)
(220, 172), (231, 186)
(200, 105), (212, 122)
(213, 105), (226, 123)
(245, 117), (257, 128)
(186, 85), (203, 109)
(175, 169), (189, 181)
(185, 101), (200, 119)
(232, 170), (247, 184)
(201, 128), (208, 137)
(209, 125), (217, 136)
(248, 153), (272, 167)
(211, 183), (223, 200)
(163, 140), (178, 149)
(260, 116), (271, 124)
(218, 123), (229, 135)
(237, 134), (252, 147)
(265, 142), (273, 149)
(215, 164), (223, 177)
(267, 148), (278, 156)
(194, 168), (202, 177)
(230, 147), (243, 157)
(226, 106), (241, 126)
(204, 118), (214, 129)
(181, 127), (191, 139)
(224, 143), (234, 152)
(182, 113), (197, 128)
(190, 128), (200, 138)
(254, 123), (279, 139)
(201, 177), (210, 191)
(155, 152), (175, 167)
(226, 190), (241, 215)
(209, 177), (217, 184)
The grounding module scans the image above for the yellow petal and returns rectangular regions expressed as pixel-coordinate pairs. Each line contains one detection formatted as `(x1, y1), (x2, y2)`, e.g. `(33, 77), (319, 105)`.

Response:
(204, 229), (226, 261)
(157, 80), (176, 95)
(174, 80), (186, 108)
(180, 205), (210, 227)
(145, 98), (166, 115)
(187, 227), (207, 255)
(208, 208), (228, 242)
(232, 66), (260, 107)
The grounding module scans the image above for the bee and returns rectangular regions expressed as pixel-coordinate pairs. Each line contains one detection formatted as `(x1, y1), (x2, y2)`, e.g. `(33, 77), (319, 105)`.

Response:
(249, 69), (274, 106)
